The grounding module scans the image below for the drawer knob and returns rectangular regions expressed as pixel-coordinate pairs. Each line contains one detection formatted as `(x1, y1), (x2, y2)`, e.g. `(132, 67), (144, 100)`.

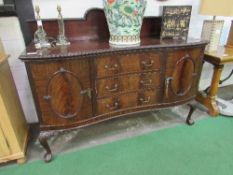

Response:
(105, 84), (119, 92)
(104, 64), (119, 71)
(106, 101), (119, 111)
(141, 60), (154, 68)
(139, 96), (151, 103)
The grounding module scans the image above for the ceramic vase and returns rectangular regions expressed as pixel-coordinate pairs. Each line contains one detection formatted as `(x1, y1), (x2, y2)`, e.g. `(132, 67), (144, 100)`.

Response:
(103, 0), (147, 46)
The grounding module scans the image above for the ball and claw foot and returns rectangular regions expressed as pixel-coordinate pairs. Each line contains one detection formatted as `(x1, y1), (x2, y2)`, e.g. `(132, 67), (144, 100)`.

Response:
(186, 118), (195, 125)
(186, 104), (196, 126)
(44, 152), (52, 163)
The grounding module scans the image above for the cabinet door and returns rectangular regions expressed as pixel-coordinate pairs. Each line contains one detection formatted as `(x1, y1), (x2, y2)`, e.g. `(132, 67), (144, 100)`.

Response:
(164, 47), (204, 103)
(28, 59), (92, 129)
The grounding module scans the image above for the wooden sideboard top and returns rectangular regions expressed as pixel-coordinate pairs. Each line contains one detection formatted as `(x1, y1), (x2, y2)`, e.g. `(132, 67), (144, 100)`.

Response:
(20, 38), (207, 61)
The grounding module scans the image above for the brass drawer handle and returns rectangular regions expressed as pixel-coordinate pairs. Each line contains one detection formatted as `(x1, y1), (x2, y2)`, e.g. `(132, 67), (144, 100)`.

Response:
(105, 84), (119, 92)
(141, 60), (154, 68)
(106, 101), (119, 111)
(104, 64), (119, 71)
(140, 79), (152, 86)
(139, 96), (151, 103)
(43, 95), (51, 100)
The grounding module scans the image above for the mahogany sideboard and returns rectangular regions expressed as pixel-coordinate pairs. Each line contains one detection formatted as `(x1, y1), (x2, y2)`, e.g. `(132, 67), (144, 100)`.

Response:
(19, 9), (208, 162)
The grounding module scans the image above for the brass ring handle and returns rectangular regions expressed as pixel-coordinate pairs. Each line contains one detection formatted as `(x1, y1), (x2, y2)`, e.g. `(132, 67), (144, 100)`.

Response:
(140, 79), (152, 86)
(104, 64), (119, 71)
(141, 60), (154, 67)
(139, 96), (151, 103)
(106, 101), (119, 111)
(105, 84), (119, 92)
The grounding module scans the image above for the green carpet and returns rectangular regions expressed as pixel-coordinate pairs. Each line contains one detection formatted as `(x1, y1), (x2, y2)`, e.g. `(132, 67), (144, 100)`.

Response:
(1, 116), (233, 175)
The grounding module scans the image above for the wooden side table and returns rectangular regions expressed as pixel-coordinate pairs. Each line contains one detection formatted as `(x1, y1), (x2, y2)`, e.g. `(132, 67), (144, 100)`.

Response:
(196, 46), (233, 116)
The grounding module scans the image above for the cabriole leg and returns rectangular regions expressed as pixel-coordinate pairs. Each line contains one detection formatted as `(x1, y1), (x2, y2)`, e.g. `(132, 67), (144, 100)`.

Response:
(186, 104), (196, 125)
(39, 132), (52, 162)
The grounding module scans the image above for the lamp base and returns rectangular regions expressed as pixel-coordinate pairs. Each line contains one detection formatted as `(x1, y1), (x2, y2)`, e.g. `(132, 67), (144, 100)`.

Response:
(201, 19), (224, 52)
(225, 20), (233, 48)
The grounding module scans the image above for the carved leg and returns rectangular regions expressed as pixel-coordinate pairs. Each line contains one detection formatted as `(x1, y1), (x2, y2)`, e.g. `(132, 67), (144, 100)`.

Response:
(186, 104), (196, 125)
(196, 65), (224, 116)
(39, 132), (52, 163)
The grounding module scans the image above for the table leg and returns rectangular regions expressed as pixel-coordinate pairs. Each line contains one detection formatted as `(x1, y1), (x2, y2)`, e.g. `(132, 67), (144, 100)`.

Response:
(196, 64), (224, 116)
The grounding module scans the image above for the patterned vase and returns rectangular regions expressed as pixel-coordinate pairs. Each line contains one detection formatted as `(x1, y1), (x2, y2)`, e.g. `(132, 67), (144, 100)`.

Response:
(103, 0), (147, 46)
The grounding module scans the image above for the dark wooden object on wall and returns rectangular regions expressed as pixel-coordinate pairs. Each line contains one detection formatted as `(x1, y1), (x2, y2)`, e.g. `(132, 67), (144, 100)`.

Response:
(20, 9), (207, 162)
(0, 0), (35, 45)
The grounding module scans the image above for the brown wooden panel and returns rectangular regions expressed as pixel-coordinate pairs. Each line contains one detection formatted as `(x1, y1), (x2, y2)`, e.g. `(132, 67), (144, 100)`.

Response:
(164, 47), (203, 103)
(95, 72), (161, 98)
(171, 57), (195, 96)
(27, 9), (161, 42)
(95, 52), (162, 78)
(166, 47), (203, 69)
(47, 71), (83, 119)
(28, 59), (92, 126)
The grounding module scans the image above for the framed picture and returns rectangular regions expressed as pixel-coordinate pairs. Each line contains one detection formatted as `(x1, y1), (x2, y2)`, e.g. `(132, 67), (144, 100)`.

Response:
(160, 5), (192, 40)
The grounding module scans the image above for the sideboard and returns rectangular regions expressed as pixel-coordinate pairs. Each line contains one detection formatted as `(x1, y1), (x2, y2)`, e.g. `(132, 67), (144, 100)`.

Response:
(20, 9), (207, 162)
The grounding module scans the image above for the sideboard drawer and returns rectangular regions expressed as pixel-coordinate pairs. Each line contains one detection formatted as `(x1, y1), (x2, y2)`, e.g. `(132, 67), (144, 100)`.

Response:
(96, 89), (162, 115)
(96, 92), (138, 115)
(95, 72), (161, 97)
(138, 89), (162, 106)
(95, 52), (162, 78)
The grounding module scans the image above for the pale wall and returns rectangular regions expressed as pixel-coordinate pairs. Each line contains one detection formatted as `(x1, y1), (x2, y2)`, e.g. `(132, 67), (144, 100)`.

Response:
(0, 0), (232, 123)
(0, 17), (38, 123)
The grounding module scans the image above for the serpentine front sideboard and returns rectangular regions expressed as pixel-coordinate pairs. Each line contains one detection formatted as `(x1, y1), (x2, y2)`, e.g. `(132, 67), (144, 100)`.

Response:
(19, 9), (207, 162)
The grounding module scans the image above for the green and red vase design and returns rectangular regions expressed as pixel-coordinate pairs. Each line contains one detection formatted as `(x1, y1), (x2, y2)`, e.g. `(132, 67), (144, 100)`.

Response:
(103, 0), (147, 46)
